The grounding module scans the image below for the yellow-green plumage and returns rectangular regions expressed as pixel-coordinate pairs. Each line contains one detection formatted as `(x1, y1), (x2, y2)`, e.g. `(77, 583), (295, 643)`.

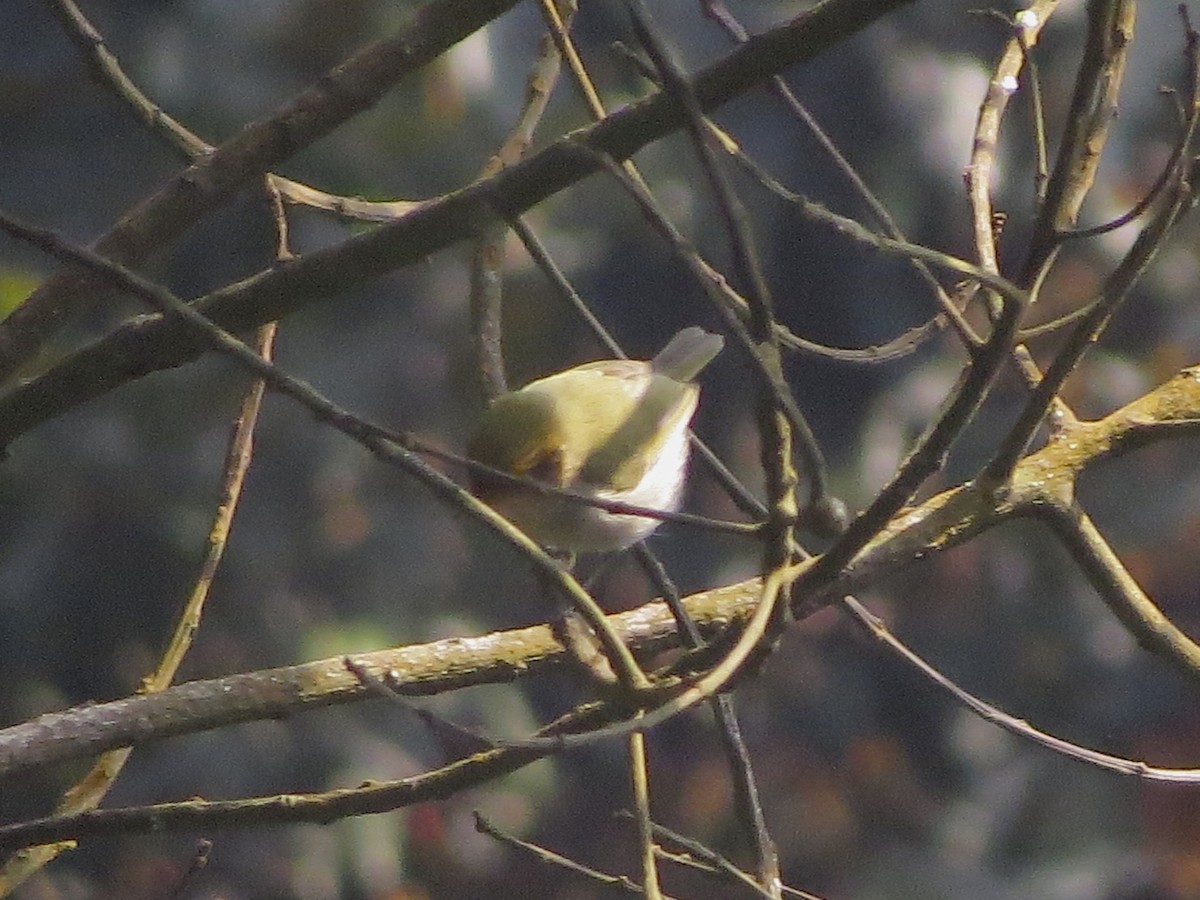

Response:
(467, 327), (723, 551)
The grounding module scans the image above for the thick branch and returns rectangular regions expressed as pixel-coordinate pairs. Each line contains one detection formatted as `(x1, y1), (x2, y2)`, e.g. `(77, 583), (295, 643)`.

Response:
(0, 0), (525, 383)
(0, 0), (913, 450)
(4, 363), (1198, 781)
(0, 581), (759, 780)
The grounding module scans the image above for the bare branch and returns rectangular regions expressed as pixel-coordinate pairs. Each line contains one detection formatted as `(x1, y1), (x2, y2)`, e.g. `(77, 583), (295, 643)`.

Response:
(0, 0), (525, 383)
(0, 0), (914, 450)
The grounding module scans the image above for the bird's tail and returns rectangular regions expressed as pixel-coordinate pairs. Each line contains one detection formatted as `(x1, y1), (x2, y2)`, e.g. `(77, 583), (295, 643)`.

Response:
(651, 327), (724, 381)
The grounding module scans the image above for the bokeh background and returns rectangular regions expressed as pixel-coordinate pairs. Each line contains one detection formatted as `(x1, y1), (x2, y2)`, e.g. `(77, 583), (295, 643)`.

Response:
(3, 0), (1200, 897)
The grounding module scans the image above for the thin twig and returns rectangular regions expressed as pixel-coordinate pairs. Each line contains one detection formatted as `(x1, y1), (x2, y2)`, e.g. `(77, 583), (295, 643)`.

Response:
(629, 728), (664, 899)
(1066, 5), (1198, 239)
(841, 595), (1200, 782)
(0, 0), (520, 384)
(1019, 0), (1136, 286)
(0, 0), (921, 447)
(508, 216), (768, 523)
(645, 816), (823, 899)
(164, 839), (214, 900)
(625, 0), (809, 562)
(0, 200), (278, 893)
(43, 0), (423, 223)
(985, 127), (1198, 480)
(1036, 502), (1200, 674)
(792, 268), (1026, 596)
(964, 1), (1072, 408)
(0, 209), (653, 699)
(582, 149), (816, 512)
(0, 704), (613, 854)
(702, 0), (979, 352)
(475, 811), (650, 895)
(469, 0), (576, 400)
(4, 365), (1200, 788)
(635, 546), (781, 895)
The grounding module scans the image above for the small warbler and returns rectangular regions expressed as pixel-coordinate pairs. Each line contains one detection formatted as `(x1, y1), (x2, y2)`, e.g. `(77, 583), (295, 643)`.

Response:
(468, 327), (723, 552)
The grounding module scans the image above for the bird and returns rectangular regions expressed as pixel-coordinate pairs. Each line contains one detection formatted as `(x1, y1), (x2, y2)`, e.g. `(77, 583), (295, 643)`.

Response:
(467, 327), (723, 553)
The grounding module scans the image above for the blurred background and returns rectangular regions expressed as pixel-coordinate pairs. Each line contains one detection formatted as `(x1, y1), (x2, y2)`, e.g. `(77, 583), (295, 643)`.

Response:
(2, 0), (1200, 897)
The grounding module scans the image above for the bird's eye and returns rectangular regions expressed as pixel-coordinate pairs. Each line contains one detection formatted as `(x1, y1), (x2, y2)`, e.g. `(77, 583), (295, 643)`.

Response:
(522, 447), (565, 485)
